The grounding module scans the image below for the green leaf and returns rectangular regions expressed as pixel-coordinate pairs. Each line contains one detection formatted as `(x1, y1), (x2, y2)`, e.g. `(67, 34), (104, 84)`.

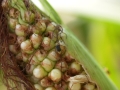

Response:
(38, 0), (62, 24)
(63, 27), (118, 90)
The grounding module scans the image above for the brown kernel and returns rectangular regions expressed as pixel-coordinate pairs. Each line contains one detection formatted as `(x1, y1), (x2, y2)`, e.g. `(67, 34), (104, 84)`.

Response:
(8, 33), (17, 44)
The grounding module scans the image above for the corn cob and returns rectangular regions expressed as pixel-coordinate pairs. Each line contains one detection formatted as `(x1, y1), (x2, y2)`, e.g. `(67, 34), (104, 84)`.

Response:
(0, 0), (99, 90)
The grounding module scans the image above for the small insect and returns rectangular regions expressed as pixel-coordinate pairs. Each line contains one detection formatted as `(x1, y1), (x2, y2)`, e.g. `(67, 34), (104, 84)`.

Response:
(56, 44), (61, 52)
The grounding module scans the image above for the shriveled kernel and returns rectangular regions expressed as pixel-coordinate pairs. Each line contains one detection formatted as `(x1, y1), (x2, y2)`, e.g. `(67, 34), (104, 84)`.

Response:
(33, 20), (46, 34)
(40, 77), (53, 87)
(55, 81), (68, 90)
(9, 18), (18, 31)
(8, 33), (17, 44)
(30, 33), (42, 49)
(35, 12), (42, 20)
(43, 37), (50, 45)
(52, 32), (58, 42)
(20, 40), (34, 54)
(42, 37), (55, 51)
(35, 50), (47, 61)
(46, 22), (56, 32)
(24, 11), (35, 24)
(55, 60), (68, 72)
(47, 49), (60, 61)
(29, 55), (40, 65)
(9, 8), (19, 18)
(22, 53), (29, 62)
(17, 36), (26, 44)
(41, 58), (55, 72)
(33, 65), (47, 79)
(64, 52), (74, 63)
(44, 30), (58, 42)
(15, 24), (28, 36)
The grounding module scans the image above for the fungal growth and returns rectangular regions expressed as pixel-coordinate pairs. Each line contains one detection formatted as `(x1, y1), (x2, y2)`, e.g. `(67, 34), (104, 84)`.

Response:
(0, 0), (99, 90)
